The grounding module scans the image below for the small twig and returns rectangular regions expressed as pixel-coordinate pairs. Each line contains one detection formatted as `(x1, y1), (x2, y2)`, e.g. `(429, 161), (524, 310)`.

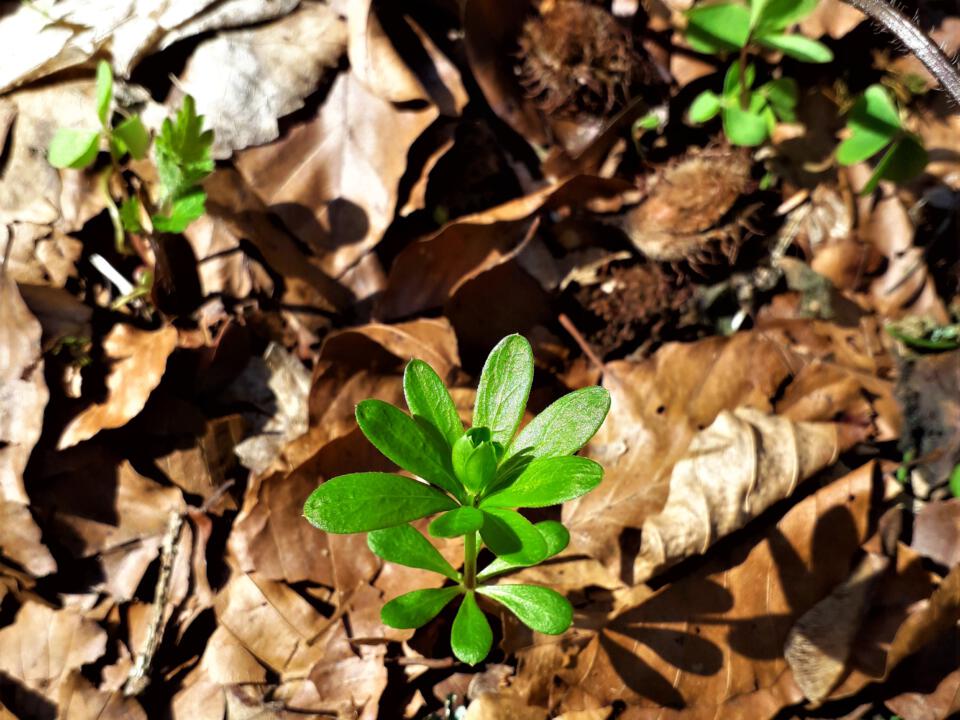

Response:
(558, 313), (605, 374)
(386, 656), (458, 669)
(841, 0), (960, 106)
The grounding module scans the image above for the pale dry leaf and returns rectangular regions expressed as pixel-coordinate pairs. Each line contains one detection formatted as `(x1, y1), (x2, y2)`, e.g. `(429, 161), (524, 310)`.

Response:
(58, 324), (178, 449)
(0, 602), (107, 701)
(465, 694), (549, 720)
(0, 502), (56, 578)
(235, 70), (439, 277)
(57, 671), (146, 720)
(784, 552), (890, 703)
(800, 0), (864, 39)
(181, 213), (273, 299)
(912, 500), (960, 568)
(176, 2), (346, 158)
(159, 0), (301, 50)
(307, 620), (387, 720)
(2, 225), (83, 288)
(200, 627), (267, 685)
(348, 0), (427, 103)
(634, 407), (843, 583)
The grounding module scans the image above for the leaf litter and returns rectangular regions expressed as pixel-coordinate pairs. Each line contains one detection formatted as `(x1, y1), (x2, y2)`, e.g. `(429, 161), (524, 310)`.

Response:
(0, 1), (958, 719)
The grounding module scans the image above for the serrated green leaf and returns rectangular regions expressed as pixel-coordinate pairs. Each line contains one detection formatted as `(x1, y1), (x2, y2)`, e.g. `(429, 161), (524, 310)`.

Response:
(119, 197), (143, 234)
(95, 60), (113, 127)
(689, 90), (722, 123)
(507, 386), (610, 462)
(403, 359), (463, 448)
(478, 521), (569, 581)
(367, 524), (460, 581)
(480, 508), (548, 565)
(722, 103), (769, 146)
(861, 134), (928, 194)
(450, 592), (492, 665)
(112, 115), (150, 160)
(480, 456), (603, 508)
(757, 33), (833, 63)
(152, 188), (206, 233)
(154, 94), (214, 203)
(473, 334), (534, 447)
(48, 128), (100, 169)
(382, 586), (461, 629)
(754, 0), (819, 32)
(304, 472), (457, 533)
(477, 584), (573, 635)
(356, 399), (463, 499)
(429, 507), (485, 538)
(686, 3), (751, 53)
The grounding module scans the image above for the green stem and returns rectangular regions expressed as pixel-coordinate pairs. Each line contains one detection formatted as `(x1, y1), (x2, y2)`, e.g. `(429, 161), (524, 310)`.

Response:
(98, 167), (126, 254)
(738, 45), (749, 110)
(463, 532), (477, 590)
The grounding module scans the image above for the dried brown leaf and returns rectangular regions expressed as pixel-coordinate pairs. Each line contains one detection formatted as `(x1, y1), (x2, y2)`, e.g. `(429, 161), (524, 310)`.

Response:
(57, 672), (146, 720)
(912, 500), (960, 567)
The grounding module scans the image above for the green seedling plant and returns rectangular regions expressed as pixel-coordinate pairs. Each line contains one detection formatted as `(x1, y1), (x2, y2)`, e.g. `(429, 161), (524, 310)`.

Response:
(48, 60), (214, 254)
(836, 83), (928, 194)
(685, 0), (832, 146)
(303, 335), (611, 665)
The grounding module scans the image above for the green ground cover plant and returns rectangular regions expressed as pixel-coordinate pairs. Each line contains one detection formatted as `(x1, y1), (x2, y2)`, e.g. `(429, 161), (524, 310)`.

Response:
(303, 334), (611, 664)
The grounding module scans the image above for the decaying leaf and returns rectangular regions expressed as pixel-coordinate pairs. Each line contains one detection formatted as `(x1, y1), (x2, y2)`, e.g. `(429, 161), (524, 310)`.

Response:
(634, 406), (845, 583)
(912, 499), (960, 568)
(58, 324), (178, 449)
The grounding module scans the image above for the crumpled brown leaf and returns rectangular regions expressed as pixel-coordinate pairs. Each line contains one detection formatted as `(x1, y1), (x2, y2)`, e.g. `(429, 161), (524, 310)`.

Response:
(634, 406), (844, 583)
(58, 324), (178, 449)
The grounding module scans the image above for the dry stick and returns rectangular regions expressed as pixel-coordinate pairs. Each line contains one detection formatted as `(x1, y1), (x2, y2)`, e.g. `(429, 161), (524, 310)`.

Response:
(840, 0), (960, 106)
(558, 313), (605, 374)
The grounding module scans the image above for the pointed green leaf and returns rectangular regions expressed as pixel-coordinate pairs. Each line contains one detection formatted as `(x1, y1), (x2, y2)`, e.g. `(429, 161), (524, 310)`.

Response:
(356, 399), (463, 498)
(473, 335), (534, 447)
(368, 524), (460, 581)
(478, 521), (569, 581)
(478, 585), (573, 635)
(119, 197), (143, 234)
(838, 85), (902, 166)
(861, 134), (928, 194)
(304, 472), (457, 533)
(154, 94), (214, 202)
(685, 3), (751, 53)
(759, 77), (798, 115)
(429, 507), (485, 538)
(450, 592), (492, 665)
(754, 0), (819, 33)
(404, 359), (464, 448)
(480, 508), (548, 565)
(837, 133), (892, 166)
(112, 115), (150, 160)
(481, 456), (602, 509)
(382, 587), (461, 629)
(152, 188), (206, 233)
(507, 387), (610, 461)
(722, 103), (769, 146)
(48, 128), (101, 169)
(723, 60), (756, 97)
(689, 90), (722, 123)
(757, 33), (833, 63)
(95, 60), (113, 127)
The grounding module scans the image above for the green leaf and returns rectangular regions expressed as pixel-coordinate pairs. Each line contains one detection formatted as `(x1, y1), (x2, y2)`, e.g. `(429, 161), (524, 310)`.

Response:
(759, 77), (798, 116)
(152, 188), (206, 233)
(119, 197), (143, 234)
(112, 115), (150, 160)
(382, 587), (461, 629)
(95, 60), (113, 127)
(480, 508), (548, 565)
(950, 464), (960, 499)
(634, 112), (661, 131)
(367, 524), (460, 581)
(507, 386), (610, 462)
(452, 427), (499, 494)
(757, 33), (833, 63)
(722, 102), (769, 146)
(48, 128), (101, 169)
(429, 507), (485, 538)
(356, 399), (463, 499)
(154, 94), (214, 203)
(481, 456), (603, 508)
(861, 134), (928, 194)
(685, 3), (751, 53)
(477, 584), (573, 635)
(473, 334), (534, 447)
(723, 61), (756, 97)
(304, 472), (457, 533)
(837, 85), (902, 166)
(450, 592), (492, 665)
(403, 359), (463, 448)
(689, 90), (722, 123)
(754, 0), (819, 33)
(478, 521), (569, 581)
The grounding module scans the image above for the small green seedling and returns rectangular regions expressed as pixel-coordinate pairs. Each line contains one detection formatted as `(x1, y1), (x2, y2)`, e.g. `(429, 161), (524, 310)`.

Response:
(303, 335), (611, 665)
(48, 61), (214, 251)
(685, 0), (831, 146)
(836, 84), (928, 194)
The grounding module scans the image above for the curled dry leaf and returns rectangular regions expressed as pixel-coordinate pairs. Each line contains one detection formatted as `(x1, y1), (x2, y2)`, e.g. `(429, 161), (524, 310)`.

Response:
(235, 69), (439, 278)
(634, 406), (844, 583)
(175, 2), (347, 158)
(58, 324), (178, 450)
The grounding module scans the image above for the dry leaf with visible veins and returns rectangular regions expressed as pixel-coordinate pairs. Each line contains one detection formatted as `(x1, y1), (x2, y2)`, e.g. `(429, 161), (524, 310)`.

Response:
(57, 671), (146, 720)
(58, 324), (178, 449)
(634, 406), (845, 583)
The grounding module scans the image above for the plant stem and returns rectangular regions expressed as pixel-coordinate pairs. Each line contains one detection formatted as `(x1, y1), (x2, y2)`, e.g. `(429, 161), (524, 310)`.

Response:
(463, 532), (477, 590)
(738, 45), (750, 110)
(841, 0), (960, 106)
